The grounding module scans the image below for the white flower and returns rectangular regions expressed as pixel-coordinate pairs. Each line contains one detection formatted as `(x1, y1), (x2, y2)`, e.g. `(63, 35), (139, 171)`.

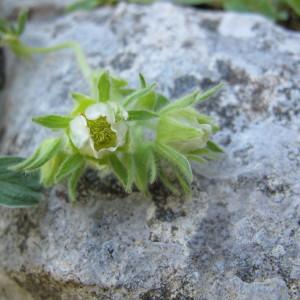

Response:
(70, 103), (128, 158)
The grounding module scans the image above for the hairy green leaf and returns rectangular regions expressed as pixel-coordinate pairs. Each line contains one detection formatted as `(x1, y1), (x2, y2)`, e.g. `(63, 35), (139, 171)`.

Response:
(32, 115), (72, 129)
(139, 73), (147, 88)
(17, 9), (28, 35)
(287, 0), (300, 15)
(0, 156), (42, 207)
(155, 143), (193, 184)
(160, 83), (223, 114)
(98, 71), (110, 102)
(55, 154), (84, 183)
(207, 140), (224, 153)
(40, 152), (66, 187)
(159, 90), (199, 114)
(12, 138), (62, 172)
(148, 149), (157, 184)
(187, 154), (208, 165)
(68, 165), (84, 203)
(124, 154), (135, 192)
(132, 144), (153, 194)
(127, 110), (158, 121)
(123, 83), (156, 107)
(67, 0), (103, 12)
(154, 94), (170, 111)
(108, 154), (128, 188)
(71, 92), (96, 115)
(0, 18), (8, 33)
(158, 168), (180, 195)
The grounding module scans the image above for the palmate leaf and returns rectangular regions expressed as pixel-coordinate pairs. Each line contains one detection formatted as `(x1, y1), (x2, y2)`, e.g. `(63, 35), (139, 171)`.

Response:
(0, 156), (42, 207)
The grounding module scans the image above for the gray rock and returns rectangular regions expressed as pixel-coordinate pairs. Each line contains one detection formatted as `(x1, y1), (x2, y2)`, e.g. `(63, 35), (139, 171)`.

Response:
(0, 48), (4, 91)
(0, 0), (73, 17)
(1, 2), (300, 299)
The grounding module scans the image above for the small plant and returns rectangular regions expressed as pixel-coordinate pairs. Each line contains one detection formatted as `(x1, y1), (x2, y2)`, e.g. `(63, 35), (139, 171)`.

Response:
(0, 10), (90, 207)
(11, 71), (223, 202)
(0, 10), (30, 57)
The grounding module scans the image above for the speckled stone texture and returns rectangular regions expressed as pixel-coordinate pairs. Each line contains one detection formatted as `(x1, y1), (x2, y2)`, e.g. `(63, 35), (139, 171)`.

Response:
(0, 0), (73, 17)
(1, 3), (300, 300)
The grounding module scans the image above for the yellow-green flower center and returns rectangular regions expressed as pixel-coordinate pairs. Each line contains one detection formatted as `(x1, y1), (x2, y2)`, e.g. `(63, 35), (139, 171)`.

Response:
(86, 116), (117, 151)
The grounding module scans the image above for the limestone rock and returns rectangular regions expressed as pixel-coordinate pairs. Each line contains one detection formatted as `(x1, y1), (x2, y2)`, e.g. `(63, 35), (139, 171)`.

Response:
(0, 0), (73, 17)
(1, 3), (300, 299)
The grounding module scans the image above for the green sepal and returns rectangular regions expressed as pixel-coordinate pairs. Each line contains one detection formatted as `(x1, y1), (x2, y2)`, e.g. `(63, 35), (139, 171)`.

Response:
(123, 83), (156, 108)
(11, 137), (62, 172)
(97, 71), (110, 102)
(32, 115), (72, 129)
(187, 154), (208, 165)
(154, 94), (170, 111)
(160, 82), (223, 113)
(207, 140), (224, 153)
(157, 115), (205, 145)
(0, 156), (42, 207)
(160, 90), (199, 114)
(139, 73), (147, 88)
(71, 92), (96, 115)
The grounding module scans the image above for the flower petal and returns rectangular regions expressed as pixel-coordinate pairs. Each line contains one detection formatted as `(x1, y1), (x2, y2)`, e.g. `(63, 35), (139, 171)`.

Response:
(112, 121), (128, 148)
(85, 103), (115, 123)
(70, 116), (89, 149)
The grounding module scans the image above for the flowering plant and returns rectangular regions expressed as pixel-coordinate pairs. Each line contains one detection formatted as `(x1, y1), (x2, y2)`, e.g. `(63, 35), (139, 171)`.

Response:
(12, 71), (223, 201)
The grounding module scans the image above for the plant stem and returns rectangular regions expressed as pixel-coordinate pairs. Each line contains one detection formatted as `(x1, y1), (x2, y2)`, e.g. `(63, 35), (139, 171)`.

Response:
(24, 41), (92, 87)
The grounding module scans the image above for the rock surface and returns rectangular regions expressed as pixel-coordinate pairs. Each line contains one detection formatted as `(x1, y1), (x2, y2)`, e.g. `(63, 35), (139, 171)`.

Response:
(0, 0), (73, 17)
(1, 2), (300, 299)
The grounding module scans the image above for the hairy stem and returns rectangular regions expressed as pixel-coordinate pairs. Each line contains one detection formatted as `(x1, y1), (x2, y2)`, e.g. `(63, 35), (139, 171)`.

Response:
(24, 41), (92, 86)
